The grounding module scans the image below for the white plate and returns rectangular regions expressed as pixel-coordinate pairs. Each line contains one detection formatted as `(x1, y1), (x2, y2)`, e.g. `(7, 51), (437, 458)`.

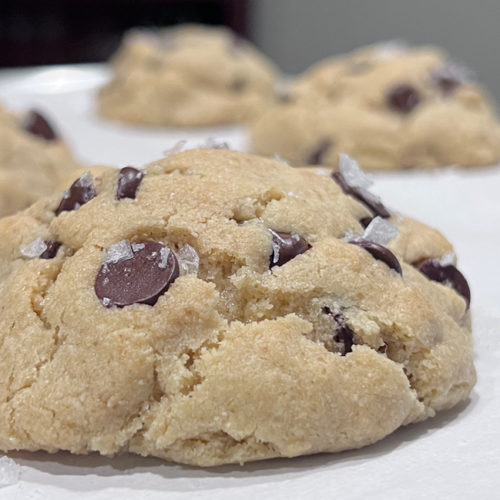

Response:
(0, 65), (499, 500)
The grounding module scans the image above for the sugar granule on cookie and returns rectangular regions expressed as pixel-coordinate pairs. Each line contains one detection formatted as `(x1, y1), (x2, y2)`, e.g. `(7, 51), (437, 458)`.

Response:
(0, 149), (475, 466)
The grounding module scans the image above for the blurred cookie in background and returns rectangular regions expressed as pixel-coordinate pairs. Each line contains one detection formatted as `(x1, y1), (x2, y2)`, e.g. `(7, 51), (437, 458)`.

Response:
(251, 42), (500, 170)
(98, 24), (279, 127)
(0, 106), (80, 217)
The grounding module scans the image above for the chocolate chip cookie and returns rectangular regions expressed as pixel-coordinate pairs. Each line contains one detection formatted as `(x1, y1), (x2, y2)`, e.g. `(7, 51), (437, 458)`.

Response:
(251, 43), (500, 170)
(0, 149), (475, 466)
(0, 105), (79, 217)
(98, 25), (278, 127)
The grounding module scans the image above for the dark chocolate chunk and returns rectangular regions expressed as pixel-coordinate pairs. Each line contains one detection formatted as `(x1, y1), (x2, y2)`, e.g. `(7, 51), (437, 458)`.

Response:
(95, 240), (179, 308)
(359, 216), (374, 228)
(387, 84), (420, 113)
(116, 167), (144, 200)
(433, 73), (460, 93)
(431, 65), (464, 94)
(230, 78), (247, 92)
(349, 239), (402, 275)
(55, 172), (96, 215)
(377, 344), (388, 354)
(40, 240), (61, 259)
(323, 307), (354, 356)
(307, 139), (332, 165)
(229, 34), (245, 53)
(415, 258), (471, 307)
(333, 313), (354, 355)
(22, 110), (58, 141)
(331, 171), (390, 218)
(277, 91), (292, 104)
(348, 59), (372, 74)
(270, 230), (310, 268)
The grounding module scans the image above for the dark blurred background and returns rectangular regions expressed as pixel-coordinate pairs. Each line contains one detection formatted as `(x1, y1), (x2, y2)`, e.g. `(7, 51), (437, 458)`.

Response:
(1, 0), (500, 99)
(0, 0), (248, 67)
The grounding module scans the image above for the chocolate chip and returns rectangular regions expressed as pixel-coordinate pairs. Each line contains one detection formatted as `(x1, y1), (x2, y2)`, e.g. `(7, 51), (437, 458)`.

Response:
(359, 217), (374, 228)
(349, 239), (402, 275)
(40, 240), (61, 259)
(415, 258), (470, 307)
(116, 167), (144, 200)
(348, 60), (372, 74)
(55, 172), (96, 215)
(95, 240), (179, 308)
(387, 84), (420, 113)
(307, 139), (332, 165)
(431, 64), (467, 94)
(269, 230), (310, 268)
(22, 110), (58, 141)
(377, 344), (388, 354)
(230, 78), (247, 92)
(331, 172), (390, 219)
(277, 91), (292, 104)
(323, 308), (354, 355)
(333, 313), (354, 355)
(436, 76), (460, 94)
(229, 34), (245, 53)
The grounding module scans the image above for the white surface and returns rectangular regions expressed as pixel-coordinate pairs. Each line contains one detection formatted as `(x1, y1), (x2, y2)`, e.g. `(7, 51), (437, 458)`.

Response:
(0, 65), (499, 500)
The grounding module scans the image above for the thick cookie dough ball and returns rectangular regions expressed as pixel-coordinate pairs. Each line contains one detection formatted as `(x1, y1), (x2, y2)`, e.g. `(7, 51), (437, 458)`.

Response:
(0, 106), (79, 216)
(251, 43), (500, 170)
(98, 25), (279, 127)
(0, 149), (474, 466)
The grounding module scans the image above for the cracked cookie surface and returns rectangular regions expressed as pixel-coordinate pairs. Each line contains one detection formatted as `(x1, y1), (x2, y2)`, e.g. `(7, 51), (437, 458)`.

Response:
(0, 105), (79, 217)
(98, 25), (278, 127)
(0, 149), (475, 466)
(251, 43), (500, 170)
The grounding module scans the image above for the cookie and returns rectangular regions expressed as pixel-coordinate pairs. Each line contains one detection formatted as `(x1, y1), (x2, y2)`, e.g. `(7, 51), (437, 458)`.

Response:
(0, 105), (79, 217)
(98, 25), (278, 127)
(0, 149), (475, 466)
(251, 43), (500, 170)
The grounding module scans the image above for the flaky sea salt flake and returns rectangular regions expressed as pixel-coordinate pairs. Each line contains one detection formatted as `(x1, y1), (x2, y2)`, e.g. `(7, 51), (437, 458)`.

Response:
(20, 237), (47, 259)
(77, 171), (94, 189)
(338, 153), (373, 189)
(131, 243), (145, 252)
(314, 168), (331, 177)
(105, 240), (134, 264)
(438, 252), (456, 267)
(341, 229), (358, 243)
(176, 244), (199, 275)
(274, 79), (290, 96)
(158, 247), (170, 269)
(0, 456), (20, 488)
(374, 39), (409, 60)
(362, 217), (399, 245)
(200, 138), (230, 149)
(274, 153), (288, 164)
(163, 140), (187, 157)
